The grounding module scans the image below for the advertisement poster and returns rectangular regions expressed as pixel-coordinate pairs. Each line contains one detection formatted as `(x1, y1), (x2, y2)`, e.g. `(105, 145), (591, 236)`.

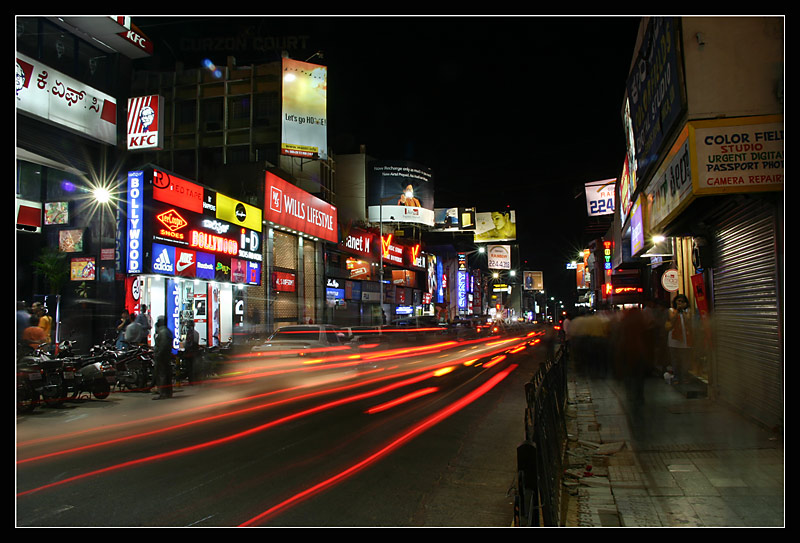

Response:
(474, 211), (516, 242)
(281, 58), (327, 160)
(524, 271), (543, 291)
(367, 161), (435, 226)
(70, 257), (96, 281)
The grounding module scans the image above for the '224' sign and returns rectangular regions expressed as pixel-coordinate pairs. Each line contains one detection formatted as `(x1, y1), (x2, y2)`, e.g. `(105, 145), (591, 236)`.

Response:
(588, 197), (615, 216)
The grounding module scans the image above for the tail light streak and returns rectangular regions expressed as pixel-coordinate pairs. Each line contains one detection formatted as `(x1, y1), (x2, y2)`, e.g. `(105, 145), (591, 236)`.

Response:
(239, 363), (519, 526)
(17, 333), (534, 504)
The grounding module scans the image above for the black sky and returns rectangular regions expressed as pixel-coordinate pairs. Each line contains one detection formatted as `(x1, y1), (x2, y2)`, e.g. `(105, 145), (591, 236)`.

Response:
(134, 15), (642, 305)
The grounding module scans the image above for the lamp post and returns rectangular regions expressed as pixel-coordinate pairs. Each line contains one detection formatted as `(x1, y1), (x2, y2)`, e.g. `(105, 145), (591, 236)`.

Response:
(377, 195), (397, 325)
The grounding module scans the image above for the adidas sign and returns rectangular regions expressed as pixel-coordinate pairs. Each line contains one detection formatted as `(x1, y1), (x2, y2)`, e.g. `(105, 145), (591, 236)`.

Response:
(153, 247), (174, 273)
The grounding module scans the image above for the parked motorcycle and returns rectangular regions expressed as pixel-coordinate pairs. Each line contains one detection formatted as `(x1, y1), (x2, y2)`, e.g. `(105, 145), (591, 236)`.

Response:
(17, 345), (73, 407)
(107, 346), (154, 392)
(17, 358), (42, 414)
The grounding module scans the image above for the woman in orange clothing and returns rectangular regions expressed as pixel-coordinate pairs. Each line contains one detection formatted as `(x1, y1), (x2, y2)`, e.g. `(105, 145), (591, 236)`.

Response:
(22, 315), (48, 350)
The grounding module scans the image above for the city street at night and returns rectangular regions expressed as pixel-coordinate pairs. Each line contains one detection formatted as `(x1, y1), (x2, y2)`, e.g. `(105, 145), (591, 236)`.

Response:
(17, 16), (784, 528)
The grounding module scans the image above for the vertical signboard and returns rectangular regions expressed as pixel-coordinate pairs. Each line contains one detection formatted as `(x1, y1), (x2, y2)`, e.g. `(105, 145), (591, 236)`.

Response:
(127, 95), (164, 151)
(624, 17), (686, 182)
(167, 278), (181, 354)
(281, 58), (328, 160)
(126, 171), (144, 274)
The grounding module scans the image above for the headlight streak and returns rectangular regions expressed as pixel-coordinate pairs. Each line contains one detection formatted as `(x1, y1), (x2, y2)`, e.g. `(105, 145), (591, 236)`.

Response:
(17, 332), (536, 502)
(238, 363), (520, 527)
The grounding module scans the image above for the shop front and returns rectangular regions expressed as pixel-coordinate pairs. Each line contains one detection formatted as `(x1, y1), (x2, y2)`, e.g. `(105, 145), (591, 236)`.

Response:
(263, 171), (333, 332)
(640, 116), (783, 429)
(124, 167), (263, 350)
(379, 234), (427, 323)
(325, 226), (381, 326)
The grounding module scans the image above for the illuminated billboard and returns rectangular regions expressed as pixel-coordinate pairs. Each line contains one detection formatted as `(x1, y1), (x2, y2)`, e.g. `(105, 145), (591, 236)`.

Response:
(281, 58), (327, 160)
(367, 161), (435, 226)
(264, 172), (338, 243)
(585, 179), (616, 217)
(474, 211), (516, 242)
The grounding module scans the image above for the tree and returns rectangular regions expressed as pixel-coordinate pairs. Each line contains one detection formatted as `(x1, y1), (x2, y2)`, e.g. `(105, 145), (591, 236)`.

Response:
(31, 247), (69, 295)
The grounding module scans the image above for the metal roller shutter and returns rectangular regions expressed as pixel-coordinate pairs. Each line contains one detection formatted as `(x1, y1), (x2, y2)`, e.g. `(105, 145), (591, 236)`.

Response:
(711, 199), (782, 429)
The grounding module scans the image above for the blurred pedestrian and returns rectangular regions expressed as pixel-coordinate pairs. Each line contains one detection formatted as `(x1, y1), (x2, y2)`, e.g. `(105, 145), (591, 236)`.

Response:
(135, 304), (152, 344)
(180, 320), (200, 383)
(614, 308), (650, 407)
(152, 316), (174, 400)
(123, 312), (144, 347)
(32, 302), (53, 343)
(22, 315), (48, 351)
(666, 294), (693, 384)
(17, 301), (30, 347)
(644, 299), (669, 374)
(115, 310), (130, 349)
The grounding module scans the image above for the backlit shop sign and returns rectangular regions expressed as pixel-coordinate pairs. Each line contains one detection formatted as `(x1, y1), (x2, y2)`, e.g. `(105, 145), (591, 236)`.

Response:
(342, 227), (375, 258)
(265, 172), (338, 243)
(127, 95), (163, 151)
(126, 171), (144, 273)
(380, 234), (405, 265)
(272, 271), (297, 292)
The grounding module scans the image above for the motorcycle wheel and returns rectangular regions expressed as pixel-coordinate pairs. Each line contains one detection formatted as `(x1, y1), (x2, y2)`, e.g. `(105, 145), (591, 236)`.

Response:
(17, 381), (38, 414)
(93, 379), (111, 400)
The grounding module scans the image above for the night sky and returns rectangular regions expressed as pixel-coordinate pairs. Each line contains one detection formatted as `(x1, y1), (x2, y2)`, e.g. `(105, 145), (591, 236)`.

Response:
(134, 15), (642, 305)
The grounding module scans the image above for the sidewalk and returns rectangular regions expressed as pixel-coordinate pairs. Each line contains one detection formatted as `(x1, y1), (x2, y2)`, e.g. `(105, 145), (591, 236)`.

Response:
(561, 369), (784, 527)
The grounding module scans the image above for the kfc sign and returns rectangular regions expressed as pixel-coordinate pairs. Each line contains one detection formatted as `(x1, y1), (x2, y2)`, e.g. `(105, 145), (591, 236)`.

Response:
(264, 172), (337, 242)
(16, 52), (117, 145)
(127, 95), (163, 150)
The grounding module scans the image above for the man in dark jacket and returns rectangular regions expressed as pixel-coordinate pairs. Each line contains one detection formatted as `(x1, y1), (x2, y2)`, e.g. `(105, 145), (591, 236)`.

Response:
(153, 316), (174, 400)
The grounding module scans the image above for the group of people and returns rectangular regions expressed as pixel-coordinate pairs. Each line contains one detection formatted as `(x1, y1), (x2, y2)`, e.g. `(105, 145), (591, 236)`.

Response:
(17, 301), (54, 351)
(563, 294), (697, 407)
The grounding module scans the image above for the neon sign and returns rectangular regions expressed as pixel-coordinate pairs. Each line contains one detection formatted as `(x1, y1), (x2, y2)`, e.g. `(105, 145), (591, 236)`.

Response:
(190, 230), (238, 256)
(156, 209), (188, 240)
(126, 171), (144, 273)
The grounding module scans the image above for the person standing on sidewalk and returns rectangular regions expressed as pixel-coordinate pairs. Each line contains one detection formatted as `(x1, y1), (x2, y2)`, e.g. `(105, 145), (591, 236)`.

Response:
(666, 294), (693, 384)
(152, 316), (174, 400)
